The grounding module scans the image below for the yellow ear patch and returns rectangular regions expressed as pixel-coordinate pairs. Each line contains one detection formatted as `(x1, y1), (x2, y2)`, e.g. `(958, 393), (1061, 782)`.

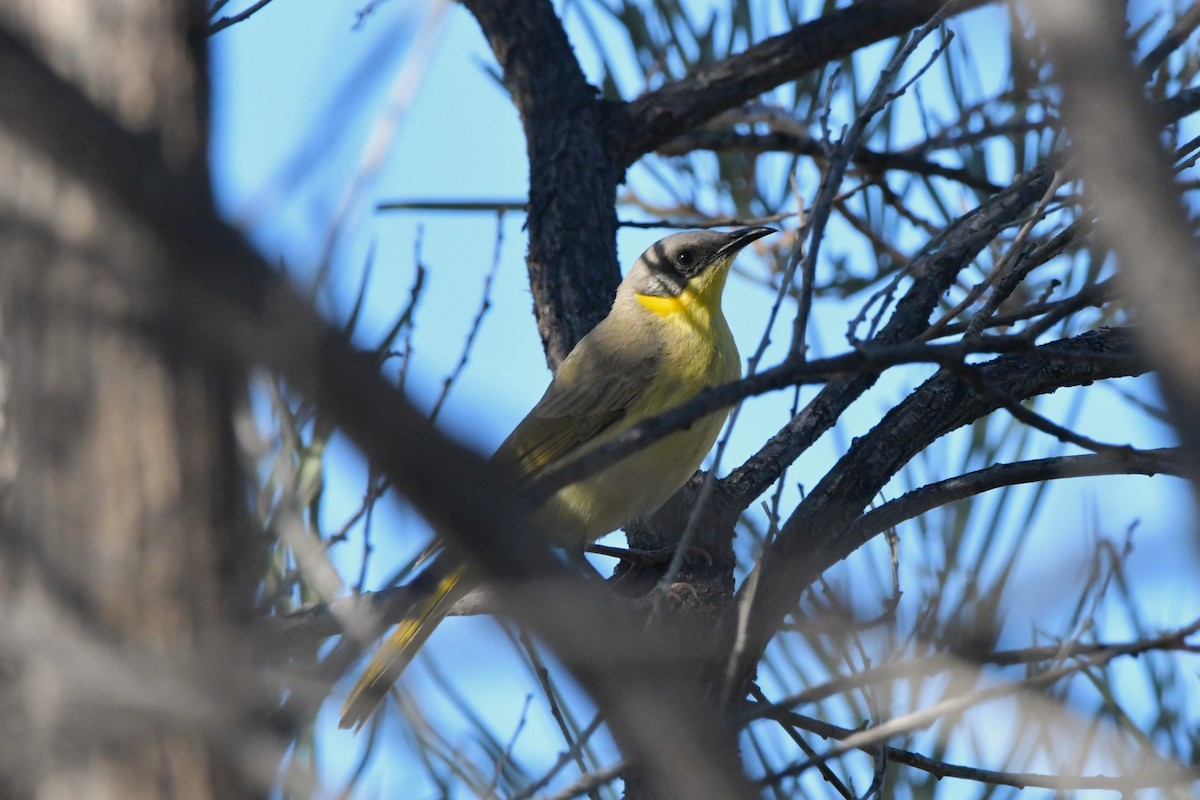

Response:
(635, 291), (692, 316)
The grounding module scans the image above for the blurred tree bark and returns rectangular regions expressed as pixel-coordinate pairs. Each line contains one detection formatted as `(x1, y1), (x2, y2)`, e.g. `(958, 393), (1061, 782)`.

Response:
(0, 1), (258, 797)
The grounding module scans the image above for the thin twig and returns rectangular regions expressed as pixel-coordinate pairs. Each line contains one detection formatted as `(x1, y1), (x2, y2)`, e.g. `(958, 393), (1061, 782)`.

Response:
(791, 15), (955, 359)
(483, 695), (533, 800)
(758, 709), (1199, 792)
(208, 0), (281, 34)
(750, 685), (855, 799)
(752, 619), (1200, 719)
(509, 715), (605, 800)
(311, 0), (450, 295)
(516, 630), (602, 800)
(923, 171), (1065, 341)
(756, 618), (1200, 784)
(376, 198), (528, 214)
(429, 214), (505, 421)
(540, 761), (628, 800)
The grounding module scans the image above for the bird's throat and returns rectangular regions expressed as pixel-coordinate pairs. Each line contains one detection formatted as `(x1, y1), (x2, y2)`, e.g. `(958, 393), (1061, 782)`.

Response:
(635, 263), (731, 319)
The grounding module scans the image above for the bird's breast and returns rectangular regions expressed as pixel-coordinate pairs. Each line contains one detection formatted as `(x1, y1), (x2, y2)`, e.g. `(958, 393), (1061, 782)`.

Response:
(539, 299), (740, 543)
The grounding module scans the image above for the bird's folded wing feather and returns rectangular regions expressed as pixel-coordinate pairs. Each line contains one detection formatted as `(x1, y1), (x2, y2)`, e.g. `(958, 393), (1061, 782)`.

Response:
(493, 339), (657, 483)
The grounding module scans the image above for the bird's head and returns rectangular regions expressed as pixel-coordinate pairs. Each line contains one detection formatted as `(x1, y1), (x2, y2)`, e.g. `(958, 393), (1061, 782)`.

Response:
(621, 227), (775, 313)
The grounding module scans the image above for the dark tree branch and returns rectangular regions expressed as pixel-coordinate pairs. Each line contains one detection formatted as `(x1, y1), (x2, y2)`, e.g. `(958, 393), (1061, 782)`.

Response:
(710, 163), (1061, 520)
(526, 328), (1138, 508)
(737, 326), (1146, 683)
(657, 130), (1004, 193)
(849, 448), (1182, 539)
(617, 0), (995, 166)
(936, 279), (1109, 339)
(1139, 3), (1200, 75)
(1159, 85), (1200, 124)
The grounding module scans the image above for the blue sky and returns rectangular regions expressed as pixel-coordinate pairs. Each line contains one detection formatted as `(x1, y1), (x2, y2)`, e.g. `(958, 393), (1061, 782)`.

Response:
(209, 1), (1200, 796)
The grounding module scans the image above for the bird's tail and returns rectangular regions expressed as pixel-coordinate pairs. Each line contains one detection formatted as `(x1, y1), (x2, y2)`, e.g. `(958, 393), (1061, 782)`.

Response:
(338, 558), (470, 731)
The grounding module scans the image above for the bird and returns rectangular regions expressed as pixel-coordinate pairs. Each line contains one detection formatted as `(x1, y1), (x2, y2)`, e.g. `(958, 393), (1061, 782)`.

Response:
(338, 226), (775, 730)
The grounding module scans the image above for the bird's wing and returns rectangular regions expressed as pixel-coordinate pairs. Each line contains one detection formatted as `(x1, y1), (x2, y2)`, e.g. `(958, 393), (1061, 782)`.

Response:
(493, 334), (657, 483)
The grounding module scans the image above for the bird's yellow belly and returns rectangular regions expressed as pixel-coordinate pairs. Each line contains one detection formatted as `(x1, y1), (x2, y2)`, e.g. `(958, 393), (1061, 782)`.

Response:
(539, 411), (727, 544)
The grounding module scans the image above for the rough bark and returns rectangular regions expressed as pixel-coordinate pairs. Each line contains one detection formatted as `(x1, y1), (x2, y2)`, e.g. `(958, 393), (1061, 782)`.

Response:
(0, 2), (258, 797)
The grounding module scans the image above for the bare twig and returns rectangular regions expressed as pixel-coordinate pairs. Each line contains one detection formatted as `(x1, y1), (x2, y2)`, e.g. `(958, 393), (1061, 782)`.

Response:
(208, 0), (281, 34)
(791, 14), (955, 360)
(376, 198), (528, 214)
(749, 685), (855, 799)
(758, 709), (1199, 792)
(657, 130), (1002, 192)
(515, 631), (601, 800)
(540, 761), (628, 800)
(758, 618), (1200, 784)
(509, 715), (605, 800)
(428, 216), (504, 421)
(618, 0), (994, 163)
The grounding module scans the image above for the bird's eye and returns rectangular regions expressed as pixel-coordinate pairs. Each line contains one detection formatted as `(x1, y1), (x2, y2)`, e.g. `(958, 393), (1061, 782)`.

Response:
(677, 250), (696, 268)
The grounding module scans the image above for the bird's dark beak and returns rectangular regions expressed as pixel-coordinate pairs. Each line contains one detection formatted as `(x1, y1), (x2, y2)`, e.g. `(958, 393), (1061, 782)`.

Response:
(717, 226), (776, 259)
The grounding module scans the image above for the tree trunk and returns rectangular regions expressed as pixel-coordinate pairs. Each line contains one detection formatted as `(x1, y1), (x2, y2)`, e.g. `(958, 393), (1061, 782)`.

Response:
(0, 1), (259, 797)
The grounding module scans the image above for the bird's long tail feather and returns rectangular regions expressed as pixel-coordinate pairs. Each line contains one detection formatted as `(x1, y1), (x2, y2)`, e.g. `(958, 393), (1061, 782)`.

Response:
(338, 560), (469, 731)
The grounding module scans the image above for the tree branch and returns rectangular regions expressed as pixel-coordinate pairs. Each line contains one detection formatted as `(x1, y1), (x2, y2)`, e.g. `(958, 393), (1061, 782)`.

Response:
(526, 329), (1138, 507)
(715, 162), (1062, 517)
(738, 326), (1146, 682)
(657, 130), (1004, 193)
(755, 617), (1200, 786)
(207, 0), (280, 34)
(849, 448), (1183, 540)
(618, 0), (995, 166)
